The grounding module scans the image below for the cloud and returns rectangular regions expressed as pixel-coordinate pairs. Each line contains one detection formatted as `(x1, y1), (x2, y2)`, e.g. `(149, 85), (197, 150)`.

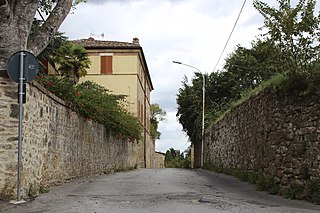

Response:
(86, 0), (130, 5)
(156, 111), (190, 152)
(60, 0), (267, 152)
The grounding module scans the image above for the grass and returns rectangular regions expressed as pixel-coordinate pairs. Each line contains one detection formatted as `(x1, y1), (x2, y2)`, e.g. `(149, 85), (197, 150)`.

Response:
(204, 163), (280, 195)
(204, 162), (320, 204)
(212, 74), (287, 126)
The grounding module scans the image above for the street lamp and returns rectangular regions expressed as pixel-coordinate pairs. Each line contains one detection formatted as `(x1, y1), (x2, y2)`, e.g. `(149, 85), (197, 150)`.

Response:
(172, 61), (205, 168)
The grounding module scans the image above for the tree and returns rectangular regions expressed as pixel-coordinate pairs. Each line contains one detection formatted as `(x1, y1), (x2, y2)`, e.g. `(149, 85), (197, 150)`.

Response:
(176, 40), (284, 145)
(164, 147), (191, 168)
(253, 0), (320, 74)
(150, 103), (166, 141)
(36, 30), (69, 73)
(55, 42), (91, 84)
(224, 40), (283, 89)
(0, 0), (84, 74)
(32, 19), (90, 84)
(176, 74), (205, 145)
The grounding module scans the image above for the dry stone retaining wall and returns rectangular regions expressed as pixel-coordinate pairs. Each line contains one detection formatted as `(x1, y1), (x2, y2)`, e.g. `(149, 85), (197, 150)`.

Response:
(154, 152), (165, 168)
(205, 88), (320, 194)
(0, 78), (138, 199)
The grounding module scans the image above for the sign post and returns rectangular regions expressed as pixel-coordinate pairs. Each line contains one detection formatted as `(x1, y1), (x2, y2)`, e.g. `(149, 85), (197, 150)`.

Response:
(7, 51), (39, 203)
(17, 52), (24, 202)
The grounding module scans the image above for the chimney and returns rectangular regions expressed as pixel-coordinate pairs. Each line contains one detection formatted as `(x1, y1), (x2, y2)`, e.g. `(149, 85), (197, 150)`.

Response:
(132, 37), (140, 45)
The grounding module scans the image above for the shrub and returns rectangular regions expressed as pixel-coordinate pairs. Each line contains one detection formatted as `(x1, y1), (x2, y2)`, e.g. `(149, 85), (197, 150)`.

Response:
(36, 75), (142, 140)
(307, 180), (320, 204)
(285, 182), (305, 199)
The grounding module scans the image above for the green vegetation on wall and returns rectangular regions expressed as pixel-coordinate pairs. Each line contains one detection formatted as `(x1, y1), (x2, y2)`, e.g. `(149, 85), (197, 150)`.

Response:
(37, 76), (142, 140)
(204, 163), (320, 204)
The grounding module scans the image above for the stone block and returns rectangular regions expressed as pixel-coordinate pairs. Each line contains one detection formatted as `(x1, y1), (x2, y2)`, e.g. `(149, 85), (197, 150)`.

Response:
(10, 104), (18, 118)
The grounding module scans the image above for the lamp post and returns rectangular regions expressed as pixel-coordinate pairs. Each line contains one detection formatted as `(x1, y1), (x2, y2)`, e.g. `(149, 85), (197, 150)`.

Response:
(173, 61), (205, 168)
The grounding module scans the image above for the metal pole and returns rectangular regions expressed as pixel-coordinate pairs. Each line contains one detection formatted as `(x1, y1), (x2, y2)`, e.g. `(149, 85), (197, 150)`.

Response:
(144, 71), (147, 168)
(172, 61), (205, 168)
(201, 74), (205, 168)
(17, 52), (25, 201)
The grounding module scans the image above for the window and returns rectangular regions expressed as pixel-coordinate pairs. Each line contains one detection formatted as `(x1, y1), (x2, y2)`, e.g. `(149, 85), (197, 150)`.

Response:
(100, 56), (112, 74)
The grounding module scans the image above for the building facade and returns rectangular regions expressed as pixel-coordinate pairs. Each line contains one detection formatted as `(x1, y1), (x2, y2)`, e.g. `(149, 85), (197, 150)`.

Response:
(47, 37), (154, 168)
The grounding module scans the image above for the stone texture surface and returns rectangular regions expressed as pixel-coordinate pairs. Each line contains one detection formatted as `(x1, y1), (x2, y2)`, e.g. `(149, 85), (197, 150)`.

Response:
(0, 78), (139, 199)
(154, 152), (165, 168)
(205, 88), (320, 192)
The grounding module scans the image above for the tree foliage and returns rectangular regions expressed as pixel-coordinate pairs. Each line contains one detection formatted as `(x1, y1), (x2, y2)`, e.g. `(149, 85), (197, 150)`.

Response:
(150, 104), (166, 141)
(32, 21), (91, 84)
(254, 0), (320, 94)
(177, 0), (320, 145)
(55, 42), (91, 84)
(253, 0), (320, 74)
(177, 40), (283, 145)
(164, 147), (191, 168)
(37, 75), (142, 140)
(37, 32), (69, 73)
(0, 0), (85, 72)
(176, 74), (205, 145)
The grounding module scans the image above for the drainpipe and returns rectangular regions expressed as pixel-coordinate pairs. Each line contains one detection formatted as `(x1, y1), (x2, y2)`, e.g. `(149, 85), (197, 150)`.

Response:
(143, 70), (147, 168)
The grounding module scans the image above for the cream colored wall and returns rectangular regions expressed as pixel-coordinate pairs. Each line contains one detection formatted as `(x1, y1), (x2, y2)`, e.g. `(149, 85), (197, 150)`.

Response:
(47, 63), (57, 75)
(113, 55), (138, 74)
(87, 55), (100, 74)
(79, 75), (138, 115)
(86, 54), (138, 75)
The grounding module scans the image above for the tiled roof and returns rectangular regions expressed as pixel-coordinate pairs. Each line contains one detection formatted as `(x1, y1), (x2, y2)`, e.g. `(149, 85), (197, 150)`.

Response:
(72, 37), (140, 48)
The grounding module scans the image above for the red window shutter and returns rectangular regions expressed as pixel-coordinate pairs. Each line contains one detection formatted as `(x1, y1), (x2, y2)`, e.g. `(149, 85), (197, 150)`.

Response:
(40, 60), (49, 74)
(101, 56), (112, 74)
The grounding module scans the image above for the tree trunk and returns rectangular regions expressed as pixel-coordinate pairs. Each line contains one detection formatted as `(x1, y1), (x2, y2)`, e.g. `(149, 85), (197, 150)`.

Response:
(0, 0), (72, 76)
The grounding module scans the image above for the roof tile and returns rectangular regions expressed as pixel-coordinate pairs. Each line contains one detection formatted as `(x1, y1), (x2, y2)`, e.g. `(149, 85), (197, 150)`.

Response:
(72, 37), (140, 48)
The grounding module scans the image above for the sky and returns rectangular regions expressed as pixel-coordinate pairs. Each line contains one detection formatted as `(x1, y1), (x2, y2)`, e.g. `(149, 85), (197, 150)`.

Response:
(58, 0), (275, 153)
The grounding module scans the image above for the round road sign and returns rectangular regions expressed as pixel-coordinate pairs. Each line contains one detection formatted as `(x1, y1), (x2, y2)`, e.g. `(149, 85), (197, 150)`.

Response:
(7, 51), (39, 83)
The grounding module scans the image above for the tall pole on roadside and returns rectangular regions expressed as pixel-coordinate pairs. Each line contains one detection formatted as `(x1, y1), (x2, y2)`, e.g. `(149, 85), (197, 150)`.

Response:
(173, 61), (205, 168)
(201, 73), (205, 168)
(17, 52), (24, 202)
(7, 51), (39, 204)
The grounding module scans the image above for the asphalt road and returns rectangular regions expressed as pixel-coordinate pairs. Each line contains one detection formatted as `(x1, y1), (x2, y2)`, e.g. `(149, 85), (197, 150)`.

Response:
(1, 168), (320, 213)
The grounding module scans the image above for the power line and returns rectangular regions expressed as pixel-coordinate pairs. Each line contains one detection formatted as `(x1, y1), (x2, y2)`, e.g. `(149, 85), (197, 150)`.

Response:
(212, 0), (247, 73)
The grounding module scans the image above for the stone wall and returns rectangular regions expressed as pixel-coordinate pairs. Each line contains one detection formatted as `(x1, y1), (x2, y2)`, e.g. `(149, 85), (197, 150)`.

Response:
(136, 134), (154, 169)
(0, 78), (19, 199)
(205, 88), (320, 194)
(0, 78), (139, 199)
(154, 152), (165, 168)
(146, 135), (155, 168)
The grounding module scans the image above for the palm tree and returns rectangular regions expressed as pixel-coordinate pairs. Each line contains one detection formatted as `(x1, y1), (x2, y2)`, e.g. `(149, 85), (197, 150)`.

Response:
(55, 43), (91, 84)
